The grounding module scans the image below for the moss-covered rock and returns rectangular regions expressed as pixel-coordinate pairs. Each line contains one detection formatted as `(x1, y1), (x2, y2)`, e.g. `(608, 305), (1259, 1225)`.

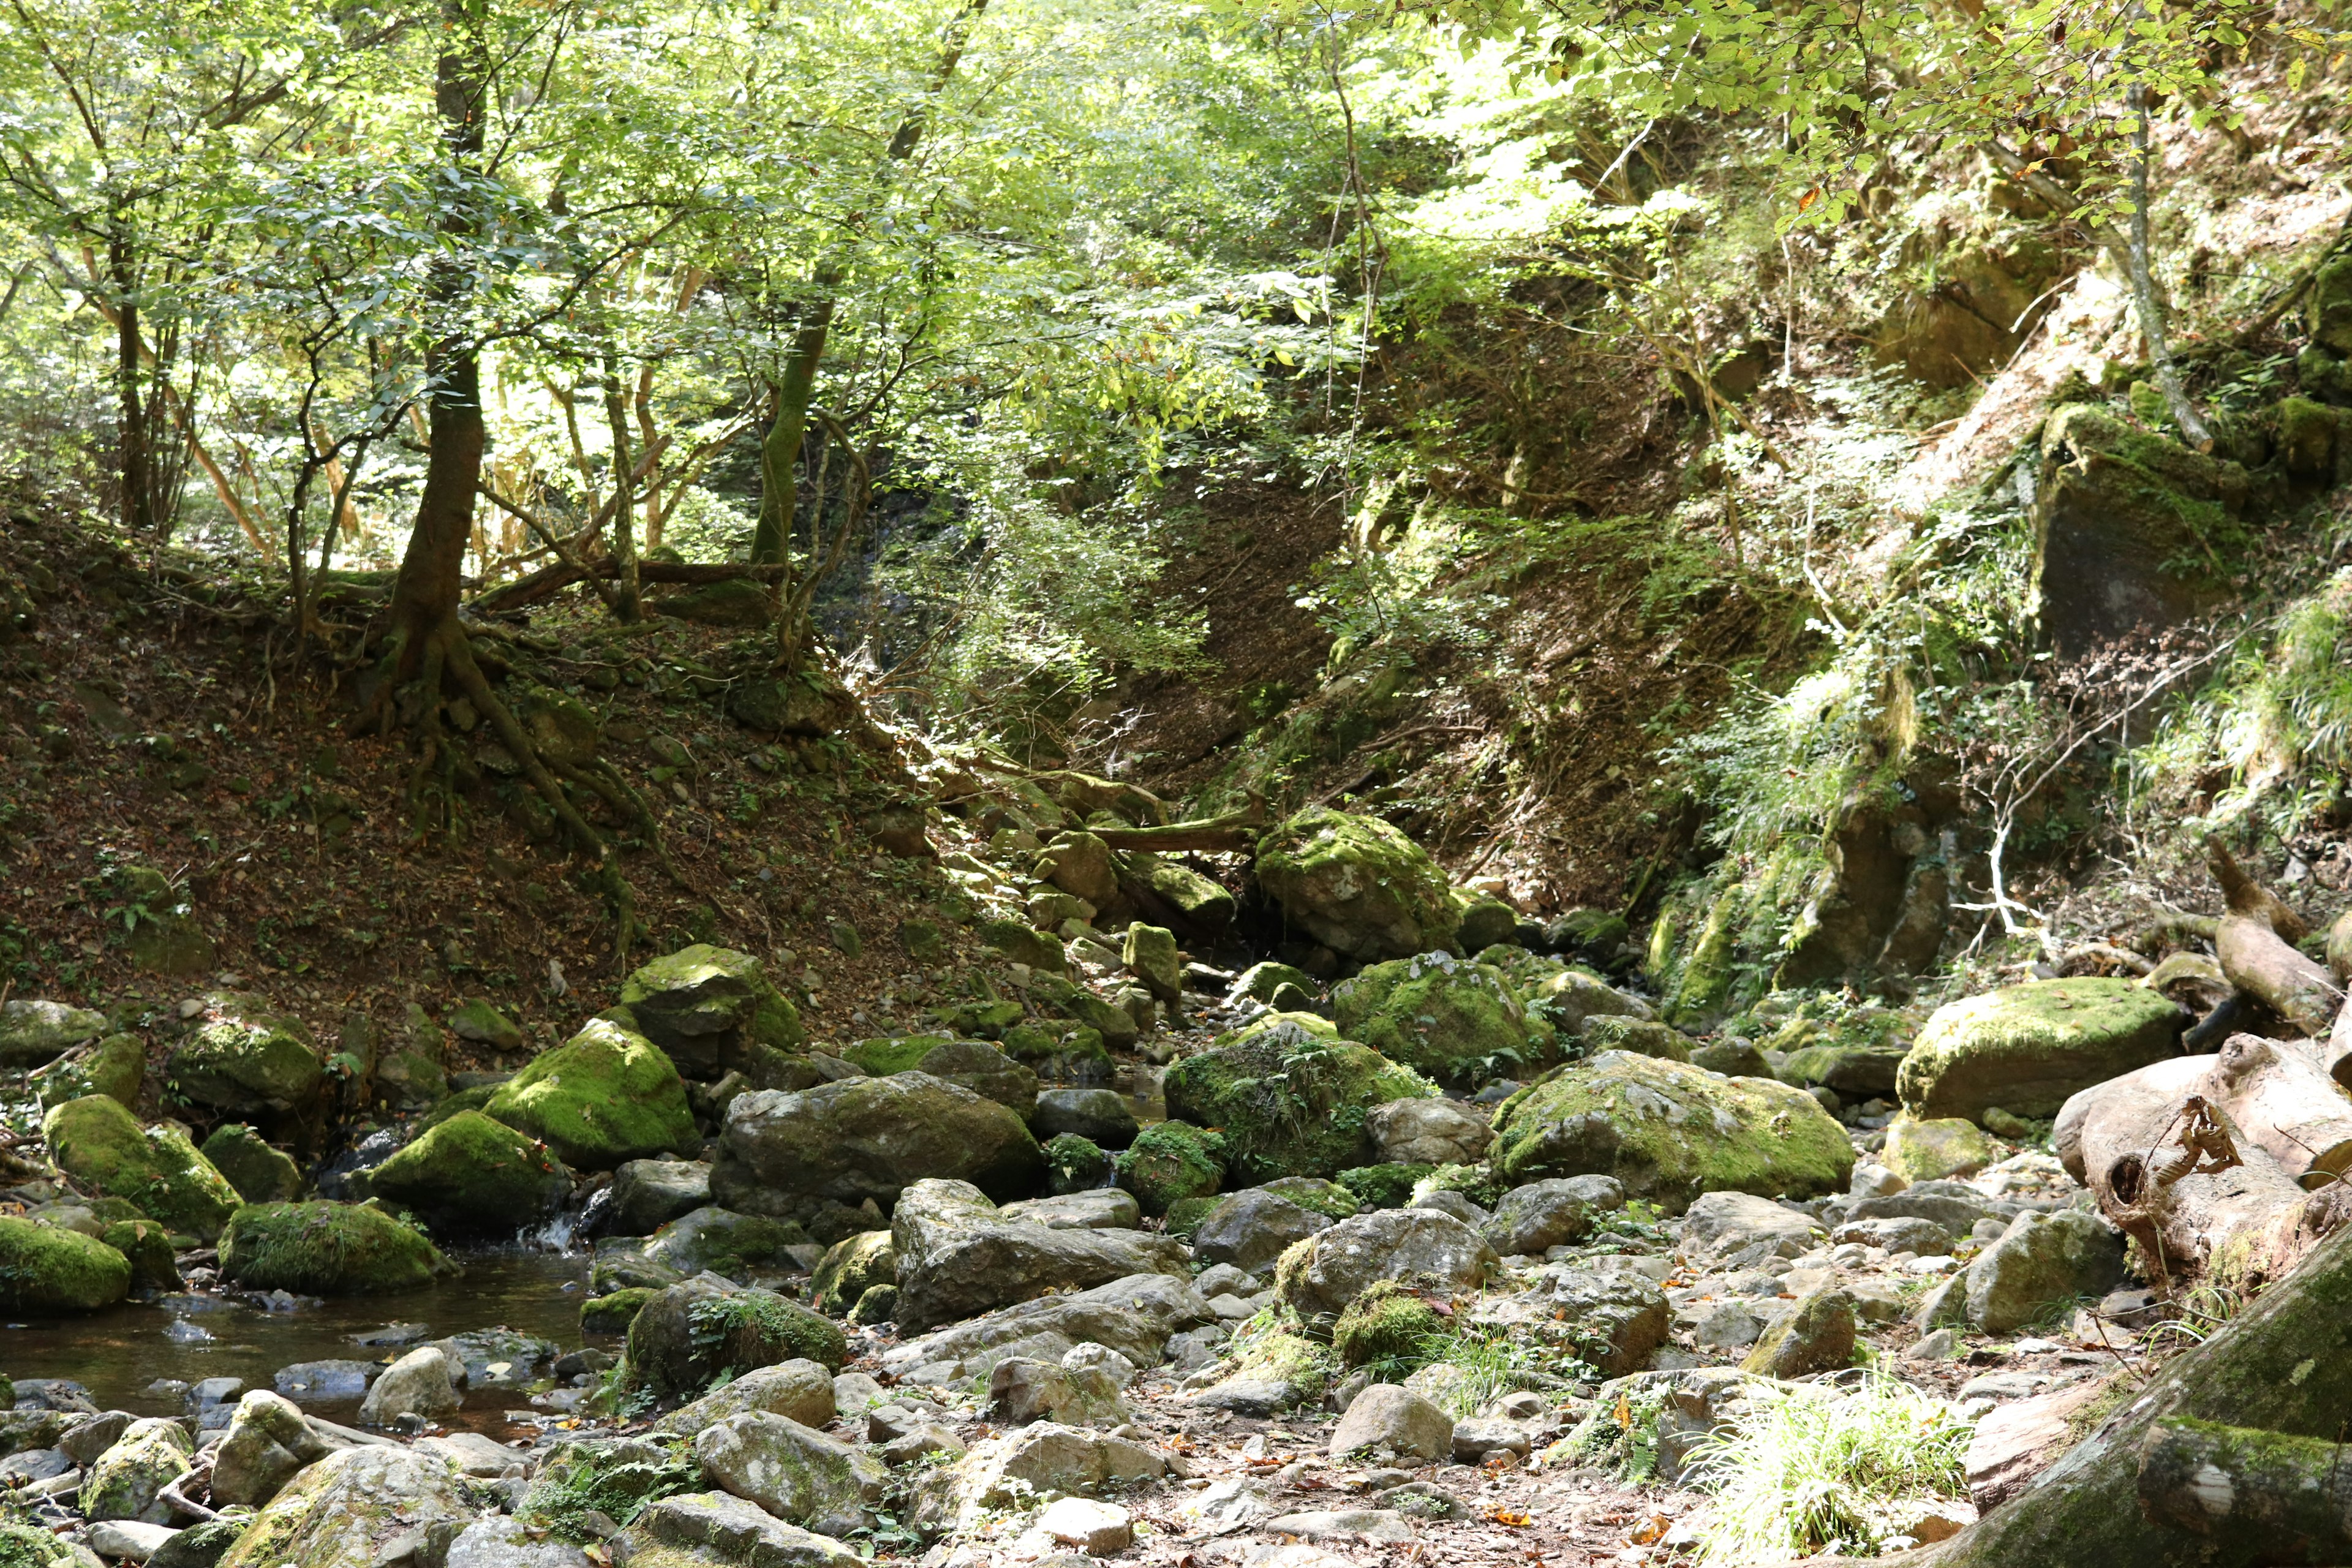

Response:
(809, 1230), (897, 1317)
(217, 1200), (446, 1294)
(619, 944), (805, 1080)
(1882, 1115), (2000, 1183)
(366, 1110), (572, 1234)
(915, 1039), (1038, 1117)
(198, 1124), (302, 1204)
(842, 1034), (951, 1076)
(0, 1215), (130, 1311)
(710, 1071), (1043, 1209)
(1258, 1175), (1362, 1219)
(1125, 852), (1237, 933)
(1112, 1122), (1223, 1216)
(625, 1276), (848, 1400)
(997, 1022), (1112, 1079)
(216, 1447), (473, 1568)
(165, 993), (324, 1124)
(81, 1416), (192, 1523)
(1163, 1026), (1435, 1184)
(976, 919), (1066, 973)
(0, 1523), (79, 1568)
(43, 1095), (241, 1239)
(446, 997), (523, 1050)
(1254, 807), (1460, 961)
(29, 1031), (144, 1110)
(1898, 978), (2186, 1121)
(0, 1000), (108, 1068)
(486, 1019), (698, 1169)
(2313, 252), (2352, 356)
(100, 1218), (180, 1292)
(1488, 1051), (1852, 1212)
(1042, 1133), (1108, 1195)
(1580, 1017), (1691, 1062)
(582, 1286), (657, 1335)
(1332, 1280), (1447, 1370)
(1336, 1163), (1433, 1210)
(1163, 1194), (1219, 1238)
(1332, 952), (1550, 1088)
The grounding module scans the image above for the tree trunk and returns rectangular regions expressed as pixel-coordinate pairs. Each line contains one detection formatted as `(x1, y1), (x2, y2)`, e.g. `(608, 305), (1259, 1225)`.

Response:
(108, 230), (151, 538)
(2215, 913), (2342, 1039)
(2138, 1417), (2352, 1558)
(2126, 85), (2214, 453)
(1832, 1216), (2352, 1568)
(381, 0), (489, 673)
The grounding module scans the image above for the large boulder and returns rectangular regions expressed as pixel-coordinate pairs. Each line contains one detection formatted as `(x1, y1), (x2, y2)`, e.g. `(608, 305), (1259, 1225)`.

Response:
(1884, 1115), (2001, 1183)
(915, 1040), (1038, 1118)
(808, 1231), (897, 1317)
(1482, 1176), (1624, 1256)
(1487, 1051), (1853, 1212)
(606, 1159), (713, 1235)
(693, 1412), (886, 1537)
(711, 1073), (1042, 1210)
(1032, 1088), (1139, 1147)
(0, 999), (108, 1068)
(891, 1179), (1189, 1333)
(80, 1419), (192, 1523)
(1329, 1386), (1453, 1462)
(625, 1276), (848, 1400)
(1964, 1208), (2127, 1333)
(42, 1096), (241, 1240)
(1254, 808), (1460, 961)
(216, 1446), (475, 1568)
(628, 1492), (858, 1568)
(911, 1424), (1163, 1538)
(1366, 1097), (1491, 1167)
(650, 1361), (836, 1436)
(1163, 1021), (1434, 1183)
(878, 1272), (1215, 1382)
(29, 1031), (144, 1110)
(208, 1391), (328, 1507)
(1741, 1286), (1856, 1378)
(1191, 1188), (1335, 1273)
(1527, 969), (1653, 1035)
(197, 1125), (301, 1205)
(617, 944), (805, 1080)
(365, 1111), (571, 1235)
(484, 1020), (696, 1169)
(1275, 1208), (1498, 1319)
(1548, 1267), (1671, 1376)
(637, 1206), (805, 1282)
(0, 1217), (129, 1313)
(355, 1346), (461, 1426)
(1899, 978), (2185, 1122)
(1123, 851), (1237, 934)
(1678, 1191), (1822, 1270)
(1112, 1121), (1222, 1216)
(164, 993), (324, 1127)
(1332, 954), (1548, 1087)
(217, 1201), (446, 1294)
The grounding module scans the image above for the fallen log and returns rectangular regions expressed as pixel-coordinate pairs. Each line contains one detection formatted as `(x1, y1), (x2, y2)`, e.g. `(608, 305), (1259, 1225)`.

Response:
(1824, 1214), (2352, 1568)
(473, 557), (785, 614)
(2209, 840), (2308, 942)
(2205, 1033), (2352, 1184)
(2137, 1416), (2352, 1557)
(1087, 809), (1263, 854)
(2216, 909), (2341, 1038)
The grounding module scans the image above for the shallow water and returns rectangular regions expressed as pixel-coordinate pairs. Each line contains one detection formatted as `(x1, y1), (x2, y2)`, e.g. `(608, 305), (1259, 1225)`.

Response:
(0, 1248), (593, 1431)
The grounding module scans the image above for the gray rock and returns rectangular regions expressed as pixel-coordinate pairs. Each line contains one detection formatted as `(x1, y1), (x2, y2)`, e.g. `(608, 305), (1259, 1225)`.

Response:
(446, 1515), (594, 1568)
(633, 1490), (862, 1567)
(415, 1432), (529, 1479)
(1847, 1179), (2013, 1237)
(1410, 1190), (1489, 1226)
(1548, 1267), (1670, 1377)
(1030, 1496), (1134, 1555)
(0, 1449), (70, 1483)
(998, 1189), (1142, 1231)
(148, 1520), (244, 1568)
(273, 1360), (377, 1405)
(1831, 1215), (1954, 1255)
(1850, 1163), (1907, 1199)
(693, 1412), (887, 1537)
(1192, 1263), (1255, 1298)
(357, 1346), (461, 1425)
(1061, 1343), (1139, 1386)
(913, 1041), (1038, 1118)
(913, 1423), (1164, 1537)
(1686, 1301), (1763, 1349)
(1742, 1287), (1856, 1378)
(1188, 1379), (1300, 1417)
(208, 1390), (327, 1507)
(1679, 1191), (1820, 1269)
(711, 1074), (1044, 1212)
(1261, 1510), (1414, 1545)
(89, 1521), (179, 1561)
(878, 1272), (1215, 1381)
(80, 1419), (192, 1524)
(987, 1359), (1132, 1428)
(60, 1412), (135, 1466)
(1965, 1208), (2126, 1333)
(1276, 1209), (1499, 1318)
(607, 1160), (713, 1235)
(0, 999), (108, 1067)
(1032, 1089), (1140, 1148)
(652, 1361), (837, 1436)
(1450, 1418), (1536, 1463)
(1163, 1324), (1229, 1374)
(1482, 1176), (1624, 1255)
(625, 1276), (844, 1400)
(1365, 1098), (1492, 1166)
(1577, 1367), (1760, 1480)
(1191, 1189), (1333, 1274)
(891, 1179), (1189, 1333)
(1327, 1385), (1453, 1462)
(880, 1425), (965, 1466)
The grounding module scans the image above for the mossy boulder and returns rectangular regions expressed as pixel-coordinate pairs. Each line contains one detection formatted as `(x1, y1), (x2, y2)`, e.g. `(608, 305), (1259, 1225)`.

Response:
(1255, 807), (1460, 961)
(0, 999), (107, 1067)
(1124, 852), (1236, 933)
(1883, 1115), (2001, 1183)
(1113, 1121), (1224, 1216)
(0, 1524), (79, 1568)
(81, 1416), (193, 1523)
(0, 1216), (130, 1312)
(976, 919), (1066, 973)
(198, 1124), (302, 1204)
(842, 1035), (950, 1076)
(2313, 252), (2352, 355)
(1164, 1023), (1436, 1184)
(217, 1201), (447, 1294)
(1332, 952), (1550, 1088)
(366, 1110), (572, 1235)
(1332, 1280), (1447, 1370)
(1580, 1016), (1691, 1062)
(809, 1231), (897, 1317)
(43, 1095), (241, 1239)
(1898, 978), (2186, 1122)
(618, 944), (805, 1080)
(100, 1218), (180, 1292)
(918, 1040), (1039, 1118)
(625, 1276), (848, 1400)
(485, 1019), (697, 1169)
(446, 998), (523, 1050)
(1488, 1051), (1852, 1212)
(1042, 1133), (1107, 1194)
(582, 1287), (657, 1335)
(165, 993), (325, 1126)
(1336, 1162), (1433, 1210)
(710, 1071), (1044, 1208)
(29, 1031), (144, 1110)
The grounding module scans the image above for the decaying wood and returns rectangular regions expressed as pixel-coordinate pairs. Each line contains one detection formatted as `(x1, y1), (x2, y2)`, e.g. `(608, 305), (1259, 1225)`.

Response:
(1828, 1216), (2352, 1568)
(2056, 1054), (2337, 1291)
(2206, 1033), (2352, 1183)
(1088, 802), (1265, 853)
(2215, 908), (2342, 1038)
(2209, 840), (2308, 942)
(2137, 1416), (2352, 1558)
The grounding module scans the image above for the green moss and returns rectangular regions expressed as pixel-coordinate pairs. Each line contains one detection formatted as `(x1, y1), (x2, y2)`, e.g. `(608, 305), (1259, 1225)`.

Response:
(1333, 1281), (1448, 1370)
(582, 1287), (657, 1334)
(485, 1019), (696, 1169)
(29, 1031), (145, 1110)
(999, 1022), (1112, 1077)
(1899, 978), (2186, 1121)
(1163, 1028), (1436, 1183)
(366, 1110), (571, 1232)
(620, 944), (807, 1066)
(1163, 1195), (1220, 1238)
(1882, 1115), (2000, 1183)
(1331, 954), (1550, 1087)
(1489, 1050), (1852, 1212)
(217, 1201), (446, 1294)
(1412, 1163), (1504, 1208)
(0, 1523), (77, 1568)
(42, 1095), (241, 1239)
(842, 1034), (952, 1076)
(418, 1085), (499, 1129)
(678, 1287), (848, 1374)
(1254, 807), (1461, 961)
(1259, 1175), (1361, 1219)
(0, 1215), (130, 1312)
(1336, 1163), (1434, 1210)
(1229, 1328), (1335, 1402)
(100, 1219), (179, 1291)
(1115, 1121), (1224, 1216)
(1042, 1133), (1107, 1194)
(808, 1231), (896, 1317)
(1665, 883), (1743, 1026)
(198, 1124), (302, 1204)
(165, 994), (323, 1117)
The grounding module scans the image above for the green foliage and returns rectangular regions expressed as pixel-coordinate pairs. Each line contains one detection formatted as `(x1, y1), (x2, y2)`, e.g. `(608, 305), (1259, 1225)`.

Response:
(1336, 1163), (1434, 1210)
(1684, 1379), (1973, 1564)
(685, 1289), (848, 1376)
(1332, 1280), (1448, 1371)
(522, 1437), (703, 1545)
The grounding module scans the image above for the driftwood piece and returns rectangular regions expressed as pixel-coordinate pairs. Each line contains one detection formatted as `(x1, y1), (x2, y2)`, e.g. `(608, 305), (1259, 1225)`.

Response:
(2206, 1033), (2352, 1183)
(2209, 840), (2309, 943)
(2137, 1416), (2352, 1559)
(1087, 807), (1263, 853)
(1824, 1216), (2352, 1567)
(2057, 1054), (2326, 1290)
(2216, 910), (2342, 1038)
